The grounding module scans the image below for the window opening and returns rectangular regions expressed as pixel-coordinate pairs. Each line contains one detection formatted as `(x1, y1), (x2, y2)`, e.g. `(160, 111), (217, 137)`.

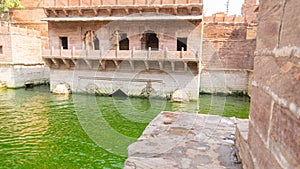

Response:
(119, 33), (129, 50)
(177, 37), (187, 51)
(94, 34), (99, 50)
(60, 37), (68, 49)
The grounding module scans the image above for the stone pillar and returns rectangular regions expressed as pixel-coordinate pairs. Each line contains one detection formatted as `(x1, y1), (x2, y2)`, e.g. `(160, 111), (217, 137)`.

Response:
(248, 0), (300, 168)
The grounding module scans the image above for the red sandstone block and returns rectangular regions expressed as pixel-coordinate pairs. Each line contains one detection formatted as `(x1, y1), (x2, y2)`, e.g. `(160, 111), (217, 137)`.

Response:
(248, 123), (282, 169)
(270, 104), (300, 167)
(254, 55), (300, 109)
(279, 0), (300, 47)
(249, 86), (272, 141)
(56, 0), (68, 6)
(256, 0), (283, 50)
(69, 0), (79, 6)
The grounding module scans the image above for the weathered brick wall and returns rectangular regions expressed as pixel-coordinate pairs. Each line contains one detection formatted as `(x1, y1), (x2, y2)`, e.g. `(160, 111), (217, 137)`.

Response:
(249, 0), (300, 168)
(202, 22), (256, 70)
(11, 33), (42, 63)
(0, 25), (12, 62)
(242, 0), (259, 23)
(9, 0), (48, 36)
(0, 23), (42, 63)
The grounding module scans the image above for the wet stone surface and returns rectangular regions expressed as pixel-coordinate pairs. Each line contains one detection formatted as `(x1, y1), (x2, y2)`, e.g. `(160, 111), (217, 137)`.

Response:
(124, 111), (242, 169)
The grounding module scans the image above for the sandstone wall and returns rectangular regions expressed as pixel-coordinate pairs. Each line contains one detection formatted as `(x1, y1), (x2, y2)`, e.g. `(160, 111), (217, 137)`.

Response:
(242, 0), (259, 23)
(0, 24), (12, 62)
(0, 23), (42, 63)
(248, 0), (300, 168)
(44, 0), (202, 6)
(48, 20), (201, 52)
(50, 68), (199, 99)
(203, 22), (255, 70)
(0, 23), (49, 88)
(200, 17), (256, 94)
(9, 0), (48, 36)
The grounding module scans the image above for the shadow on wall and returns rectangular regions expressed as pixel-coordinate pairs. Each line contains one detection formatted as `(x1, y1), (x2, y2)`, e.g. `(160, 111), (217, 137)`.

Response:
(200, 22), (256, 94)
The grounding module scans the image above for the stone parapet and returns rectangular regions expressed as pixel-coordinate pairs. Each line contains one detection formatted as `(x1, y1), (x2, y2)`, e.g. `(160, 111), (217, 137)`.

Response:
(44, 0), (203, 7)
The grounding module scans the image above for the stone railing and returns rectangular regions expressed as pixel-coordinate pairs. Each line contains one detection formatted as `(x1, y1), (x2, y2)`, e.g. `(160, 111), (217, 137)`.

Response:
(42, 47), (199, 61)
(44, 0), (203, 7)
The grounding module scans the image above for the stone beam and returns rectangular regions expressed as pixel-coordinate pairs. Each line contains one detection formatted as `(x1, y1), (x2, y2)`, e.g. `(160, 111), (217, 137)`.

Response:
(144, 60), (149, 70)
(62, 9), (69, 16)
(159, 61), (163, 70)
(113, 60), (120, 69)
(84, 59), (92, 69)
(129, 60), (134, 71)
(51, 9), (58, 16)
(93, 8), (98, 16)
(100, 60), (106, 70)
(51, 58), (59, 68)
(62, 59), (70, 68)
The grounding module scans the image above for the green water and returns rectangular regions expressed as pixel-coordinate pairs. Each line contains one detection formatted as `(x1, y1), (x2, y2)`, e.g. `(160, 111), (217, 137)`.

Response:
(0, 86), (249, 168)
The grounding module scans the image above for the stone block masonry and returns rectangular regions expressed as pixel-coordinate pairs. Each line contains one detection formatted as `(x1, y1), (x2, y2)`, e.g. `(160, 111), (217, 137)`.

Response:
(235, 0), (300, 168)
(201, 16), (256, 94)
(9, 0), (48, 37)
(124, 112), (242, 169)
(0, 22), (49, 88)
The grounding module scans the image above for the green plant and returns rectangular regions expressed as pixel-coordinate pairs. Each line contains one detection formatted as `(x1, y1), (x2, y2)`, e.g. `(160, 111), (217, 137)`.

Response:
(0, 0), (23, 12)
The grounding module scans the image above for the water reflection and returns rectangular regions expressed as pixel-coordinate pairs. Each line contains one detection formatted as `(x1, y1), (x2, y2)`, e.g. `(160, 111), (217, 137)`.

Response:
(0, 86), (249, 168)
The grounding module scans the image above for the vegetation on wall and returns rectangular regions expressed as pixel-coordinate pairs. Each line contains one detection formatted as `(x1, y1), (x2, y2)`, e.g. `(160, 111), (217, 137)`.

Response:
(0, 0), (23, 12)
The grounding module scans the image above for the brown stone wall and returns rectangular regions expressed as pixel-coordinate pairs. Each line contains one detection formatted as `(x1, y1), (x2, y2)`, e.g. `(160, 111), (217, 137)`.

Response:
(48, 20), (201, 51)
(0, 23), (42, 63)
(0, 25), (12, 62)
(11, 33), (42, 63)
(248, 0), (300, 168)
(242, 0), (259, 23)
(9, 0), (48, 36)
(202, 22), (256, 70)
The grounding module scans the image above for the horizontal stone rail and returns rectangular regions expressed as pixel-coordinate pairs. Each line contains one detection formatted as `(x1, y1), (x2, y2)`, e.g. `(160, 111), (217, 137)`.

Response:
(44, 0), (203, 7)
(42, 47), (199, 61)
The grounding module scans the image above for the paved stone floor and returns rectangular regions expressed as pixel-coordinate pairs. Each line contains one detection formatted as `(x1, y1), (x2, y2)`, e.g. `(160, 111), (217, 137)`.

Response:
(124, 111), (242, 169)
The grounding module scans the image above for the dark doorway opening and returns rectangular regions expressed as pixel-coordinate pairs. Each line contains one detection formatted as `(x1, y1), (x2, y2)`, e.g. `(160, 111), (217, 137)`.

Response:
(177, 37), (187, 51)
(60, 37), (68, 49)
(94, 35), (99, 50)
(119, 33), (129, 50)
(141, 31), (159, 51)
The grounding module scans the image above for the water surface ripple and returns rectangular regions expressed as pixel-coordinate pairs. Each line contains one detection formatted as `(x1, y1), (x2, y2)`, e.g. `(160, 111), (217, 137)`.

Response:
(0, 86), (249, 168)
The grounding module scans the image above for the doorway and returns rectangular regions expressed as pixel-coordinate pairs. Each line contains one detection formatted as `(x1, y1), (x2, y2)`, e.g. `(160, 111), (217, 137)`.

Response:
(141, 31), (159, 51)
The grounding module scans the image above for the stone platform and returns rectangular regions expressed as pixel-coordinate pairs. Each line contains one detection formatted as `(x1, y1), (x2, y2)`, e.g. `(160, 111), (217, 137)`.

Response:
(124, 111), (242, 169)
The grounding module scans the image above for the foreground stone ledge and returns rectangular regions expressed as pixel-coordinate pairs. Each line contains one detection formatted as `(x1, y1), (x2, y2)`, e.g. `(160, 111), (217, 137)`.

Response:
(124, 111), (242, 169)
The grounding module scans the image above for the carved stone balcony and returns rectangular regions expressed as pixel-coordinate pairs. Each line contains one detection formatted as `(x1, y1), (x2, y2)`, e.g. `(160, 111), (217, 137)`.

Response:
(42, 47), (200, 72)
